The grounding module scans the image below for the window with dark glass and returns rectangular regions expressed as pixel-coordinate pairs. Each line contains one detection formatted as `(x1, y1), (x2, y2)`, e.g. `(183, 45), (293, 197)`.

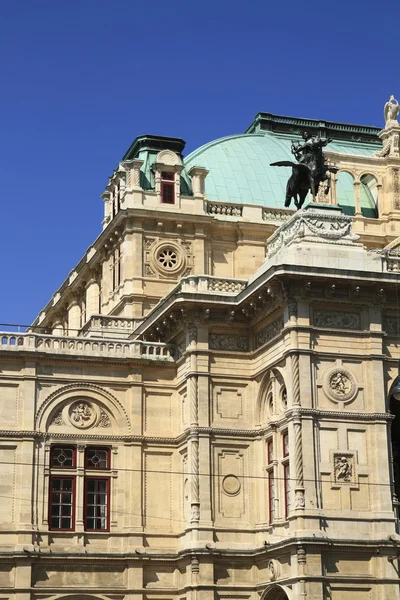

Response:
(85, 447), (110, 469)
(161, 171), (175, 204)
(267, 439), (273, 464)
(50, 446), (76, 468)
(284, 464), (290, 519)
(49, 477), (75, 530)
(49, 444), (110, 532)
(85, 478), (109, 531)
(282, 431), (289, 457)
(268, 470), (275, 523)
(282, 431), (290, 519)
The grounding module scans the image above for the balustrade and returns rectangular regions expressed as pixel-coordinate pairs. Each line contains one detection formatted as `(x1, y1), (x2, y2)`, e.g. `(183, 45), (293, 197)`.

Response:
(0, 333), (173, 361)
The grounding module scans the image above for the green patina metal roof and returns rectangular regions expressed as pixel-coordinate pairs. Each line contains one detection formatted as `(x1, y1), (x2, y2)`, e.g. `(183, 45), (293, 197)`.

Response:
(183, 131), (379, 217)
(122, 114), (382, 217)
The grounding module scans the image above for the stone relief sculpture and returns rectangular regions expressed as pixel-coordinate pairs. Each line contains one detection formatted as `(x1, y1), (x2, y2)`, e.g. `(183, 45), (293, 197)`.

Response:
(70, 401), (94, 427)
(384, 95), (400, 127)
(324, 367), (357, 404)
(329, 371), (352, 397)
(334, 454), (354, 483)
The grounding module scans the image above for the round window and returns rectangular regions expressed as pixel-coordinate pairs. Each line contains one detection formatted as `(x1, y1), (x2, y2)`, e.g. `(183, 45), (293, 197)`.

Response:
(151, 241), (186, 276)
(157, 247), (178, 270)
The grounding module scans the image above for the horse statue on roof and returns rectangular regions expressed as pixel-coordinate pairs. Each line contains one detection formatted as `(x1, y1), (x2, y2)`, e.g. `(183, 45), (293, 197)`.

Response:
(271, 131), (338, 210)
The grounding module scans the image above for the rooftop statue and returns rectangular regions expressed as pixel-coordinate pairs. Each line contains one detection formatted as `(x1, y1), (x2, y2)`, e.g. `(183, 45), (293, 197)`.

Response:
(384, 95), (400, 127)
(271, 131), (338, 210)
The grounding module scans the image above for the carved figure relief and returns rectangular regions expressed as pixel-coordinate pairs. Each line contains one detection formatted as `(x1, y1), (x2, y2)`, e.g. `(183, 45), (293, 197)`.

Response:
(52, 410), (64, 426)
(268, 559), (280, 582)
(324, 367), (357, 404)
(69, 401), (96, 428)
(333, 453), (355, 484)
(209, 334), (249, 352)
(49, 399), (112, 430)
(314, 309), (361, 330)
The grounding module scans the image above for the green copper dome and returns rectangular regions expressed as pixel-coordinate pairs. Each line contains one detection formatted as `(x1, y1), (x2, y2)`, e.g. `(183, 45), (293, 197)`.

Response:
(184, 131), (379, 217)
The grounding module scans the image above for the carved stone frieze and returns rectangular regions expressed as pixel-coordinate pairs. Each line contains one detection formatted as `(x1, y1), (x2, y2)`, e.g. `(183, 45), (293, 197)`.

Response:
(314, 309), (361, 330)
(209, 334), (249, 352)
(383, 315), (400, 335)
(255, 317), (283, 348)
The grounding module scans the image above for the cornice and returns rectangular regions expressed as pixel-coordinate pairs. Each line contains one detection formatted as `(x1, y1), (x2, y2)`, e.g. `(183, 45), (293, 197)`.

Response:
(3, 410), (392, 444)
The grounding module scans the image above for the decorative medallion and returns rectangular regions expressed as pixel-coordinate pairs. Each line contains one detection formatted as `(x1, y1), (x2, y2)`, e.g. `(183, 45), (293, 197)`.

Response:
(68, 401), (96, 429)
(222, 474), (241, 496)
(324, 367), (357, 404)
(333, 453), (355, 484)
(143, 238), (193, 278)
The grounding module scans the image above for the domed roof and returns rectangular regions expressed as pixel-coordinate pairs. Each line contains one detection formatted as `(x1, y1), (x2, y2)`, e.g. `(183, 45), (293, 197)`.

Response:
(184, 131), (379, 216)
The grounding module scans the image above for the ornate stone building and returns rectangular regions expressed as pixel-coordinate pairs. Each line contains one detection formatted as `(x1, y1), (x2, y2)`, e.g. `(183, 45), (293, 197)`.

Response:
(3, 102), (400, 600)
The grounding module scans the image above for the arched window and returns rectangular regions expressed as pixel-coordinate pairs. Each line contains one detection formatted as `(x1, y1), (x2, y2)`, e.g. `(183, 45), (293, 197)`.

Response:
(336, 171), (355, 216)
(360, 173), (379, 218)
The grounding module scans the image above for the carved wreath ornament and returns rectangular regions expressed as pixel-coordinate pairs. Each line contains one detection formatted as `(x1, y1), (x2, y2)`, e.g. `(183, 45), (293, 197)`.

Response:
(324, 367), (357, 404)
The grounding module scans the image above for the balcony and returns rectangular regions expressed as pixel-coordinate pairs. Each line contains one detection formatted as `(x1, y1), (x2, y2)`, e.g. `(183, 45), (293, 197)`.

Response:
(79, 315), (143, 339)
(0, 332), (174, 362)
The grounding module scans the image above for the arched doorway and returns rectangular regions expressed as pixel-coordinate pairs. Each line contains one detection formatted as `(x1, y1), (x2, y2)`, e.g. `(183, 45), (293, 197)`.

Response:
(262, 584), (291, 600)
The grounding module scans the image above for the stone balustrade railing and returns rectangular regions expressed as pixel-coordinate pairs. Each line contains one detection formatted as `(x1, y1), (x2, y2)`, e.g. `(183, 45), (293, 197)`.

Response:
(79, 315), (143, 338)
(262, 208), (293, 222)
(181, 275), (247, 294)
(0, 333), (173, 361)
(207, 202), (243, 217)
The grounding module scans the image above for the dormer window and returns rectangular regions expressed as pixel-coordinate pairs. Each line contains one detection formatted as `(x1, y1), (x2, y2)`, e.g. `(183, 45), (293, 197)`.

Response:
(161, 172), (175, 204)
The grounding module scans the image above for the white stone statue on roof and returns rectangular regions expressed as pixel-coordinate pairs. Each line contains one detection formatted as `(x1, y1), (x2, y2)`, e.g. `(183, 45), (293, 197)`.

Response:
(384, 95), (399, 128)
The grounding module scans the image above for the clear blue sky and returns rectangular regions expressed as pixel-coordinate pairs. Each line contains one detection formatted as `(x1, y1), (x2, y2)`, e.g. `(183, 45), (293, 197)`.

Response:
(0, 0), (396, 327)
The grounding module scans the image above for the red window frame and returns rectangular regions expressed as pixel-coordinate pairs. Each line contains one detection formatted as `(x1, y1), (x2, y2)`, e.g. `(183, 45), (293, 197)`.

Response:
(267, 439), (273, 464)
(85, 447), (111, 470)
(268, 470), (275, 524)
(284, 464), (290, 519)
(84, 477), (110, 531)
(50, 446), (76, 469)
(49, 476), (76, 531)
(282, 432), (289, 457)
(161, 171), (175, 204)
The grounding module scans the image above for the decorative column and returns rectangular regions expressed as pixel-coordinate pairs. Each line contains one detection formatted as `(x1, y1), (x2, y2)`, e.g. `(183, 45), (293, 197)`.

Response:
(67, 293), (81, 337)
(86, 268), (101, 319)
(354, 180), (362, 217)
(101, 191), (111, 230)
(288, 300), (305, 509)
(188, 327), (200, 524)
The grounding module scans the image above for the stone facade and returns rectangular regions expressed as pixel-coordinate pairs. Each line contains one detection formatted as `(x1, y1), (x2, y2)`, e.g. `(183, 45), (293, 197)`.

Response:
(2, 111), (400, 600)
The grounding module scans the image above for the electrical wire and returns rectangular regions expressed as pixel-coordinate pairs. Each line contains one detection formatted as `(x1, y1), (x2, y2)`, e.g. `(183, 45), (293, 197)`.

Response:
(0, 458), (391, 489)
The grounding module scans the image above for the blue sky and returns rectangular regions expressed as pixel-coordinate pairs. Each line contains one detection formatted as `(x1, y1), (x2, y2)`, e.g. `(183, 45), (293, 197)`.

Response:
(0, 0), (397, 327)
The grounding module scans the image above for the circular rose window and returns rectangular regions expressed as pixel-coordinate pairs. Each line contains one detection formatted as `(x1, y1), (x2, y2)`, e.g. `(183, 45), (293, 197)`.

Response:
(151, 241), (186, 276)
(158, 247), (178, 269)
